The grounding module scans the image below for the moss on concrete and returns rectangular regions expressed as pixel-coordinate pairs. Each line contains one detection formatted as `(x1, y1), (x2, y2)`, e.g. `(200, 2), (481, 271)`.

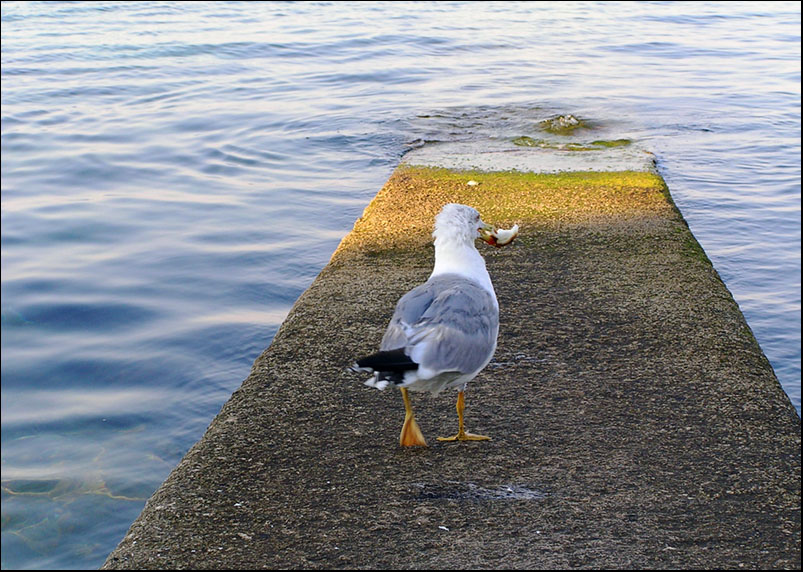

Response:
(332, 165), (671, 263)
(591, 138), (632, 148)
(513, 136), (632, 151)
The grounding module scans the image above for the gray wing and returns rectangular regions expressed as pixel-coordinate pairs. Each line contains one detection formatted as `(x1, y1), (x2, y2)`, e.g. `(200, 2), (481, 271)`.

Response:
(380, 274), (499, 376)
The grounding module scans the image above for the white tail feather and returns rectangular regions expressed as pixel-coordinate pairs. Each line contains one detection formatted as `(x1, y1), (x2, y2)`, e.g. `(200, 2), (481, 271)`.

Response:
(364, 376), (389, 390)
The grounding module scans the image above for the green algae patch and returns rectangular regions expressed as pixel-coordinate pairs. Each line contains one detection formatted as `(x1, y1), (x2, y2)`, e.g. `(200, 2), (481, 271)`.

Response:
(512, 136), (597, 151)
(331, 165), (674, 263)
(591, 138), (632, 148)
(513, 136), (632, 151)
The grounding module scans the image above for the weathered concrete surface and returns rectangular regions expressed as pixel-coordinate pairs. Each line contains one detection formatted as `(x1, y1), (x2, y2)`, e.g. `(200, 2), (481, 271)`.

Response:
(103, 160), (800, 570)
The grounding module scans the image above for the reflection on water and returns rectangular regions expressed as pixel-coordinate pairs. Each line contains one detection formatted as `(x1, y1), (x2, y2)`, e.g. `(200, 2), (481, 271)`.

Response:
(2, 1), (800, 569)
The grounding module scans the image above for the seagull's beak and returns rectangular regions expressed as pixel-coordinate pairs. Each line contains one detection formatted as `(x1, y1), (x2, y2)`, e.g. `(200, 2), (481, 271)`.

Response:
(478, 222), (497, 245)
(478, 221), (519, 248)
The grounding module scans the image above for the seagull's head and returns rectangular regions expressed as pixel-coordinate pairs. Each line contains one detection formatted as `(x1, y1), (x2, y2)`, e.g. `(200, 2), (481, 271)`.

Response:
(433, 203), (519, 248)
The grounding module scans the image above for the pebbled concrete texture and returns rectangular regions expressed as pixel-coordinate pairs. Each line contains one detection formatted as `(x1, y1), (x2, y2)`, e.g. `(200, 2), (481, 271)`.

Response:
(102, 153), (800, 569)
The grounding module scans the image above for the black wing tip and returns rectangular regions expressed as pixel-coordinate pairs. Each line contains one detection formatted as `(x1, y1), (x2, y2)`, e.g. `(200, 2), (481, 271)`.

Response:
(355, 349), (419, 373)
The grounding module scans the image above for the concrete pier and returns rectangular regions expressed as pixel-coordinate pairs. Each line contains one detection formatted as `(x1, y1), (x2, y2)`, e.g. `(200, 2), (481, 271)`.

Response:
(103, 141), (800, 569)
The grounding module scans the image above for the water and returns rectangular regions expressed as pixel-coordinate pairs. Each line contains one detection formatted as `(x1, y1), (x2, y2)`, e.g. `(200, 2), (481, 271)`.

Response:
(1, 1), (799, 569)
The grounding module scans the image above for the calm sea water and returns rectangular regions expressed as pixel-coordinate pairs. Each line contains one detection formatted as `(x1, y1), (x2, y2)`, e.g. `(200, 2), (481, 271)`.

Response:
(1, 1), (800, 569)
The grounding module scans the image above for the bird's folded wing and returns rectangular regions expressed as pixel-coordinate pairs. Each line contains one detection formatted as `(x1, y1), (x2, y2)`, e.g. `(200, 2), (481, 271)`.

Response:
(380, 274), (498, 377)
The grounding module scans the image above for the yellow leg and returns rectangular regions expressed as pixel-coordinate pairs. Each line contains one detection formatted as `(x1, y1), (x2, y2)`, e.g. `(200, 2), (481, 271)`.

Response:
(399, 388), (427, 447)
(437, 390), (490, 442)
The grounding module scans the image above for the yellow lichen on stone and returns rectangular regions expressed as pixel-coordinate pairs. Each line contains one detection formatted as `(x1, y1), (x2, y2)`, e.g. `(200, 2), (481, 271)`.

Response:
(331, 165), (673, 263)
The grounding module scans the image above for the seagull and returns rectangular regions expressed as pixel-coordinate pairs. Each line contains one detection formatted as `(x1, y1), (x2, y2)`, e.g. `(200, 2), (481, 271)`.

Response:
(351, 203), (518, 447)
